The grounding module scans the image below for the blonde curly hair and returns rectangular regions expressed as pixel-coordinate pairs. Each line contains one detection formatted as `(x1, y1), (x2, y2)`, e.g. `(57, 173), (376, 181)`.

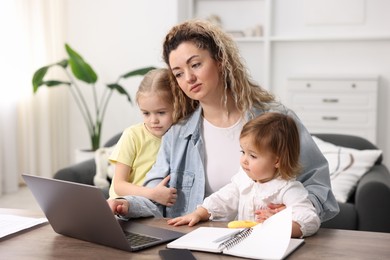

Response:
(162, 19), (275, 122)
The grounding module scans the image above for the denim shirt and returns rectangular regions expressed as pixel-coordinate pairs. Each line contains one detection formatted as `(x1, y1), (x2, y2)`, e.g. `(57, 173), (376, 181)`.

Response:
(123, 102), (339, 222)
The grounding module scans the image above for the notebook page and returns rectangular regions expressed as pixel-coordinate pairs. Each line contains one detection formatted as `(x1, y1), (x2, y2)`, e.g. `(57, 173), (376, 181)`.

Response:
(167, 227), (240, 253)
(224, 207), (293, 259)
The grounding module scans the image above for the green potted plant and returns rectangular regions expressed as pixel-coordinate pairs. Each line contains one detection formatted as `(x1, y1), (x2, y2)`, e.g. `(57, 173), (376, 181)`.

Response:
(32, 43), (155, 151)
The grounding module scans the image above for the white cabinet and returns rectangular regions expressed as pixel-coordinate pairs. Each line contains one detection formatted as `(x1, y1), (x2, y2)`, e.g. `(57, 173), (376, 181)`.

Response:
(287, 76), (378, 144)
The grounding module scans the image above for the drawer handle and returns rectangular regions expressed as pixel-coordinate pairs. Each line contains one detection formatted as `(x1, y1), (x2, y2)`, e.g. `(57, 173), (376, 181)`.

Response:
(322, 116), (338, 121)
(322, 98), (339, 103)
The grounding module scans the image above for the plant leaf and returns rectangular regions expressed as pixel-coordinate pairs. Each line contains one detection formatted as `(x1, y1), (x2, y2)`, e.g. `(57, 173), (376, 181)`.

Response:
(65, 43), (98, 84)
(120, 66), (156, 79)
(107, 83), (132, 103)
(32, 61), (71, 93)
(32, 66), (49, 92)
(43, 80), (71, 87)
(57, 59), (69, 68)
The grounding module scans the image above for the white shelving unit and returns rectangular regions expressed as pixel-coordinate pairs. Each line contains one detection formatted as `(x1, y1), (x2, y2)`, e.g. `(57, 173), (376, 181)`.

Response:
(185, 0), (390, 89)
(182, 0), (390, 144)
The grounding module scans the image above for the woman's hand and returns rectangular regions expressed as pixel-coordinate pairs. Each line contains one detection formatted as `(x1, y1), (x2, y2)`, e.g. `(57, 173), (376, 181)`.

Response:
(151, 175), (177, 206)
(254, 203), (286, 223)
(107, 198), (129, 216)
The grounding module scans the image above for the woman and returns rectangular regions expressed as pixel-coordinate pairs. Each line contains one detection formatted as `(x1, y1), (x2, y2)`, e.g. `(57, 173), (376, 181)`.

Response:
(108, 20), (339, 222)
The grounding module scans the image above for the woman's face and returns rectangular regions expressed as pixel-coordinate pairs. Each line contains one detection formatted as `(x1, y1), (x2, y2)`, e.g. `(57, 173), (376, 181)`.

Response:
(169, 41), (223, 103)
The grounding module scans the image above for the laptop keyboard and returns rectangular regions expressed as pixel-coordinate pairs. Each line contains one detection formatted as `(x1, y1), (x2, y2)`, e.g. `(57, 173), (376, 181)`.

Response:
(124, 231), (161, 247)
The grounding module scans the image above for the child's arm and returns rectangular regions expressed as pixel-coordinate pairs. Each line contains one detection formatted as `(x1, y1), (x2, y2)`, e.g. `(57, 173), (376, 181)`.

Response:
(113, 162), (177, 206)
(167, 206), (210, 227)
(291, 221), (303, 238)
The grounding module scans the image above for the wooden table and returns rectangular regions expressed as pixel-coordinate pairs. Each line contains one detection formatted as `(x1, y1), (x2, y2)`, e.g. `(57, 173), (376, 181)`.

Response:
(1, 208), (390, 259)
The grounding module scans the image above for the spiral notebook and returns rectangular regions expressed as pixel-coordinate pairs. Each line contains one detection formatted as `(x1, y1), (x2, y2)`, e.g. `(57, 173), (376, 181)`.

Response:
(167, 207), (304, 259)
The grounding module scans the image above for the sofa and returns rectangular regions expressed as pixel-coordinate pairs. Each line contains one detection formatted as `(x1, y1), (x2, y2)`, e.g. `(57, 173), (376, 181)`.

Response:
(54, 133), (390, 233)
(313, 134), (390, 233)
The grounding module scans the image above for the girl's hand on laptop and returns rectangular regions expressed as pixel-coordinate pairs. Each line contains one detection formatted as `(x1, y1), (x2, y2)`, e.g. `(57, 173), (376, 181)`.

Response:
(107, 198), (129, 216)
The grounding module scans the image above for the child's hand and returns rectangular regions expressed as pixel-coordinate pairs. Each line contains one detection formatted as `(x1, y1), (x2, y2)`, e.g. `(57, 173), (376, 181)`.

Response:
(151, 175), (177, 206)
(167, 212), (202, 227)
(254, 203), (286, 222)
(107, 198), (129, 216)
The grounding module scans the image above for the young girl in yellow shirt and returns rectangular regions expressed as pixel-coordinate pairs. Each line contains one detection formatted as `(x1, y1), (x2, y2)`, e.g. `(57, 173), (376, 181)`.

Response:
(108, 68), (177, 207)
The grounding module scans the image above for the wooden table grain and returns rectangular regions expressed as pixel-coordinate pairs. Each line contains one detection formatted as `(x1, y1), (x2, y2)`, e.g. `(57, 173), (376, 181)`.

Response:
(1, 208), (389, 259)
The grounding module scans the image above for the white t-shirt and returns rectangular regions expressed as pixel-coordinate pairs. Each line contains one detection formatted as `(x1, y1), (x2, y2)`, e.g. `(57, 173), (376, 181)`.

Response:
(202, 117), (244, 196)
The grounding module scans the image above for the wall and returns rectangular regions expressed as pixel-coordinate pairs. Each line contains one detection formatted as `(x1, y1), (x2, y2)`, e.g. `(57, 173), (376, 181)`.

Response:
(65, 0), (179, 162)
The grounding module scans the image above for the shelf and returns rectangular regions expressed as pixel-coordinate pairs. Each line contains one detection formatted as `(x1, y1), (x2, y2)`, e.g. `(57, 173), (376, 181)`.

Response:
(270, 34), (390, 42)
(288, 74), (379, 81)
(233, 37), (265, 43)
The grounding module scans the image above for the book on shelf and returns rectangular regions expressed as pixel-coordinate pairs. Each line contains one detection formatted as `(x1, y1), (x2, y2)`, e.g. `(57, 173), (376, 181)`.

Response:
(167, 207), (304, 260)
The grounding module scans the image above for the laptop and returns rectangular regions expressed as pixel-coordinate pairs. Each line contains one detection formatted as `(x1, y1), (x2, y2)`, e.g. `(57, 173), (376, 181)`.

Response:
(22, 174), (184, 252)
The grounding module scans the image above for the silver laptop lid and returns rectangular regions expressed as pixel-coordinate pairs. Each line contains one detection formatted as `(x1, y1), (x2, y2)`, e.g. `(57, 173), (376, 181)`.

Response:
(22, 174), (183, 252)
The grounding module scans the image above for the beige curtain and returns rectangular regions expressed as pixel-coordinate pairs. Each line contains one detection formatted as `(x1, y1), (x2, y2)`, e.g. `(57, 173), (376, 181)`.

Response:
(0, 0), (68, 195)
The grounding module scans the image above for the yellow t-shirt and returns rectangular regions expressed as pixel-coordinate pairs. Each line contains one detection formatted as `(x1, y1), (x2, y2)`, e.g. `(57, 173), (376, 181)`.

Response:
(108, 123), (161, 198)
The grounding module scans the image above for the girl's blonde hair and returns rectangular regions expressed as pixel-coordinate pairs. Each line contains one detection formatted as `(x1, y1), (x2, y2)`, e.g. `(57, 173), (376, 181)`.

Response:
(162, 19), (275, 122)
(136, 68), (177, 121)
(240, 112), (301, 180)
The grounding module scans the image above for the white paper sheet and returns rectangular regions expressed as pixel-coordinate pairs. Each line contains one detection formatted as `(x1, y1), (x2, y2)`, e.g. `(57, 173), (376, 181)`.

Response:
(0, 214), (47, 238)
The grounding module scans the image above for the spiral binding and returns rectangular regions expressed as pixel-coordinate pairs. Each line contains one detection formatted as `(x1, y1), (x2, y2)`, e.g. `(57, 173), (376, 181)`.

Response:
(219, 227), (253, 250)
